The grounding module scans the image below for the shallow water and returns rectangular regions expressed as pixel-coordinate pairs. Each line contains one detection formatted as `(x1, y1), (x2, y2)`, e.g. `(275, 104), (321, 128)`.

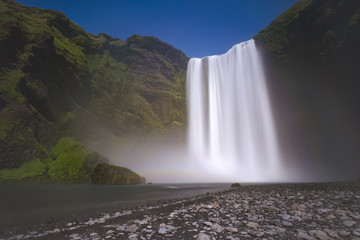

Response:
(0, 183), (228, 234)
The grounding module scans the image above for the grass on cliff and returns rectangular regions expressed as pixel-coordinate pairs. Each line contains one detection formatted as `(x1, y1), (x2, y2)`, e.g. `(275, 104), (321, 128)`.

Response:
(0, 120), (13, 142)
(0, 137), (93, 182)
(0, 158), (46, 181)
(47, 137), (92, 181)
(255, 0), (312, 52)
(0, 69), (25, 103)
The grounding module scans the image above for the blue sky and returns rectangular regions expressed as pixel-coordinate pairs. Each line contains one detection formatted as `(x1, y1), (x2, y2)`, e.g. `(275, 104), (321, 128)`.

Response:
(16, 0), (298, 58)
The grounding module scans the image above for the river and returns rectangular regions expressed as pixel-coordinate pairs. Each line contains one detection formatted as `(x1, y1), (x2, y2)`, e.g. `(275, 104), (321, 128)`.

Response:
(0, 183), (229, 235)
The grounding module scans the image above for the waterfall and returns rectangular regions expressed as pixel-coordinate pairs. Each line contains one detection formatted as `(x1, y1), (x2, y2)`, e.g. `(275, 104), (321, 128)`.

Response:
(186, 39), (281, 181)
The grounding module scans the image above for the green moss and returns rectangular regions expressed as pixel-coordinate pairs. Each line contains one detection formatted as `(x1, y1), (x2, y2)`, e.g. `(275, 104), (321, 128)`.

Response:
(0, 131), (6, 141)
(255, 0), (312, 52)
(61, 112), (74, 122)
(0, 69), (25, 103)
(0, 120), (13, 141)
(0, 158), (47, 181)
(348, 9), (360, 27)
(52, 27), (86, 66)
(47, 137), (92, 180)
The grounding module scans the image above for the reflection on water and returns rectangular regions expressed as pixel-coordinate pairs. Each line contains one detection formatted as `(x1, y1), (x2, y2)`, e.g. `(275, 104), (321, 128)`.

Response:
(0, 183), (228, 234)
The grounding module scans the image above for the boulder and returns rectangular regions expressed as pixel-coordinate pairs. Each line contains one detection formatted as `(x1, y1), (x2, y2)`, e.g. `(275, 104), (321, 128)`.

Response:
(231, 183), (241, 188)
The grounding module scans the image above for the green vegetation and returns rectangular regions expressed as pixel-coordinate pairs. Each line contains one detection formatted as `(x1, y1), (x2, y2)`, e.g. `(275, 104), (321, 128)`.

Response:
(0, 120), (13, 142)
(0, 69), (25, 103)
(0, 136), (143, 183)
(0, 0), (188, 182)
(255, 0), (312, 53)
(52, 27), (87, 66)
(0, 158), (46, 181)
(0, 137), (92, 182)
(47, 137), (92, 181)
(348, 9), (360, 27)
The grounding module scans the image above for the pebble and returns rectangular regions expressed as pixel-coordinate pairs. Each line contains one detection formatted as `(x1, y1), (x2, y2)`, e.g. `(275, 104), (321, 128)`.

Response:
(281, 213), (291, 221)
(158, 227), (168, 234)
(196, 232), (211, 240)
(247, 222), (259, 228)
(6, 182), (359, 240)
(310, 230), (332, 240)
(323, 229), (338, 238)
(343, 220), (356, 227)
(225, 227), (238, 233)
(281, 220), (293, 227)
(211, 223), (224, 233)
(354, 228), (360, 236)
(126, 224), (138, 233)
(297, 232), (316, 240)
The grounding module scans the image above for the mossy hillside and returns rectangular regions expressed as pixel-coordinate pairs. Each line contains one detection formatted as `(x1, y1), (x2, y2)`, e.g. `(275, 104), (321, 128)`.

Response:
(0, 69), (25, 103)
(0, 137), (141, 183)
(255, 0), (312, 55)
(0, 0), (188, 171)
(0, 158), (46, 181)
(47, 137), (92, 181)
(0, 137), (90, 182)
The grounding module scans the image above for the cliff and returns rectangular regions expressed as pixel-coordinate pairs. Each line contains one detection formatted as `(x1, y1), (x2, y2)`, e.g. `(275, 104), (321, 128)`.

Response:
(0, 0), (187, 182)
(255, 0), (360, 179)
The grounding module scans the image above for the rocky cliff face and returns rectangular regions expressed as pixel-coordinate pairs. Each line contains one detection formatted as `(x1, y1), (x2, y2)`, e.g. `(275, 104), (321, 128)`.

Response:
(0, 0), (187, 182)
(255, 0), (360, 179)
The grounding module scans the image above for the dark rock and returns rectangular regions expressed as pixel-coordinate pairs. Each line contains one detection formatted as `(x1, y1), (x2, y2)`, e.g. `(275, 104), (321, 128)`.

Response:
(91, 163), (143, 184)
(231, 183), (241, 188)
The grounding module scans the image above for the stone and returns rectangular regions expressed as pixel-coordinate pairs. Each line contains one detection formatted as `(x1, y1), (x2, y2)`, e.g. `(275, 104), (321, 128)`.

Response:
(166, 225), (177, 231)
(350, 213), (360, 220)
(313, 230), (332, 240)
(126, 224), (138, 233)
(296, 232), (316, 240)
(128, 233), (137, 239)
(69, 234), (79, 238)
(338, 230), (350, 236)
(196, 233), (211, 240)
(281, 214), (291, 221)
(225, 227), (238, 233)
(317, 209), (332, 214)
(211, 223), (224, 233)
(264, 205), (281, 212)
(106, 230), (115, 235)
(231, 183), (241, 188)
(281, 221), (293, 227)
(326, 215), (336, 220)
(204, 221), (213, 226)
(343, 220), (356, 227)
(158, 227), (168, 234)
(247, 222), (259, 228)
(209, 217), (220, 223)
(354, 229), (360, 237)
(292, 203), (306, 211)
(324, 229), (338, 238)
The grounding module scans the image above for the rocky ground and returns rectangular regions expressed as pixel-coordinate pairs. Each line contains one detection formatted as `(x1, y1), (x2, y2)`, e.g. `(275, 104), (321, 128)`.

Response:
(3, 181), (360, 240)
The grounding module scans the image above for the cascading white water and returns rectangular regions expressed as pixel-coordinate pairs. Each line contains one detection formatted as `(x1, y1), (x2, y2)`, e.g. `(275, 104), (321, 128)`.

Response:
(187, 39), (281, 182)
